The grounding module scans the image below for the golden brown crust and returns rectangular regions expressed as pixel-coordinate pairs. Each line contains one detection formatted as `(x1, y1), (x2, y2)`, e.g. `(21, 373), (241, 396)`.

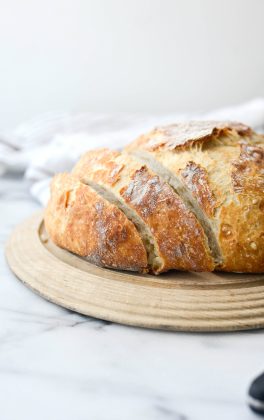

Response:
(120, 165), (214, 272)
(180, 161), (217, 218)
(232, 144), (264, 194)
(126, 121), (252, 152)
(73, 149), (215, 273)
(44, 173), (148, 272)
(217, 142), (264, 272)
(218, 195), (264, 272)
(126, 121), (264, 273)
(78, 148), (124, 186)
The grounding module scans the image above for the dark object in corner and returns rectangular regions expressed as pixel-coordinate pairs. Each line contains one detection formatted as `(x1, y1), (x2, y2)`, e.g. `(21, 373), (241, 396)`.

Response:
(248, 372), (264, 415)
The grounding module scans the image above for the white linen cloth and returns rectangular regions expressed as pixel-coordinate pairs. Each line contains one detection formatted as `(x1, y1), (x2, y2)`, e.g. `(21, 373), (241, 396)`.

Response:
(1, 98), (264, 205)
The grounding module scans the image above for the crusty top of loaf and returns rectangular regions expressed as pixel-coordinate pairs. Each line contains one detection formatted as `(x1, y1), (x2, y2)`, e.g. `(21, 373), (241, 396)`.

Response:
(127, 121), (252, 151)
(126, 121), (264, 272)
(126, 121), (264, 211)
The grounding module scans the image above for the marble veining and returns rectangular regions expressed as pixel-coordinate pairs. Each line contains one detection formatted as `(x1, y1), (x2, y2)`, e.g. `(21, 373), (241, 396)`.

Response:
(0, 174), (263, 420)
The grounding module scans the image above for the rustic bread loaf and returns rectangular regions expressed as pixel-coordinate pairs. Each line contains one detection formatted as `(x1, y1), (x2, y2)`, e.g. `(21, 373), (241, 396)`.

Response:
(44, 173), (148, 272)
(126, 121), (264, 273)
(44, 121), (264, 274)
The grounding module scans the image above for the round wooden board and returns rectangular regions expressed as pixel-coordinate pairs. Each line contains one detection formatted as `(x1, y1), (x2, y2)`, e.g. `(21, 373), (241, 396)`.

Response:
(5, 211), (264, 332)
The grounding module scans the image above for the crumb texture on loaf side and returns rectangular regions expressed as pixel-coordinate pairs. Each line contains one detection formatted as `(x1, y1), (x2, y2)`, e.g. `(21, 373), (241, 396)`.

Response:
(73, 148), (215, 273)
(126, 121), (264, 273)
(44, 173), (148, 272)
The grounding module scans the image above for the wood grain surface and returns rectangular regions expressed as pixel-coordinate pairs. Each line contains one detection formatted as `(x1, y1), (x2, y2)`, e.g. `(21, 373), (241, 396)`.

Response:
(5, 211), (264, 332)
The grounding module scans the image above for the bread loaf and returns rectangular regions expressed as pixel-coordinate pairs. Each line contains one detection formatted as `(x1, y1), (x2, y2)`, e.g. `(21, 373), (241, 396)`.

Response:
(44, 121), (264, 274)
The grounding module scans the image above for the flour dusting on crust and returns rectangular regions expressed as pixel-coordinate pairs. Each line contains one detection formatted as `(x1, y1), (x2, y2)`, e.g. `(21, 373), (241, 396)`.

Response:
(137, 121), (251, 151)
(232, 144), (264, 194)
(180, 161), (217, 217)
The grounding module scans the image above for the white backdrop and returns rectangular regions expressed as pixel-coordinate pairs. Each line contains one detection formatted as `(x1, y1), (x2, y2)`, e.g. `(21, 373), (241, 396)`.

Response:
(1, 0), (264, 130)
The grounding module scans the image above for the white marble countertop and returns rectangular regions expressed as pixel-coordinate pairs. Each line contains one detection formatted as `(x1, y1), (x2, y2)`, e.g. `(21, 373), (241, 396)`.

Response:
(1, 174), (263, 420)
